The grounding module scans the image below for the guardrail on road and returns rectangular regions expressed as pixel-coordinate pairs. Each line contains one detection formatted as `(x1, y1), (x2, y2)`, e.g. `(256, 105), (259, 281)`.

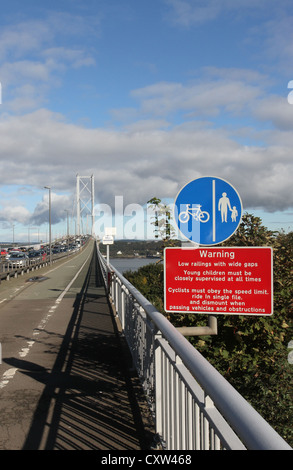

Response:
(0, 248), (80, 281)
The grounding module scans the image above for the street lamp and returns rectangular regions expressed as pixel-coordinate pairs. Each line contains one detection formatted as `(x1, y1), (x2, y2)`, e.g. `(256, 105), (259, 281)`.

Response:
(64, 209), (69, 256)
(28, 226), (37, 247)
(44, 186), (52, 265)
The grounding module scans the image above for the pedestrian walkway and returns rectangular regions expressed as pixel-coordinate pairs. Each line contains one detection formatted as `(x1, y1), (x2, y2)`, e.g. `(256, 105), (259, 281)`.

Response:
(22, 248), (156, 450)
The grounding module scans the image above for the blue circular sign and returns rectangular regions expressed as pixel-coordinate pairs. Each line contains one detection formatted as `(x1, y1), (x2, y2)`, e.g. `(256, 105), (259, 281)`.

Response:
(174, 176), (243, 245)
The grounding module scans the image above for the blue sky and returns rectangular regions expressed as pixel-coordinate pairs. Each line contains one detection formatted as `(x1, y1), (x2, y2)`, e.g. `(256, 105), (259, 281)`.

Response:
(0, 0), (293, 242)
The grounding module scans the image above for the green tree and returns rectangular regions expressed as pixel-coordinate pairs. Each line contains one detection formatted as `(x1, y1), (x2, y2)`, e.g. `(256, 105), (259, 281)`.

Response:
(124, 263), (164, 313)
(147, 197), (176, 242)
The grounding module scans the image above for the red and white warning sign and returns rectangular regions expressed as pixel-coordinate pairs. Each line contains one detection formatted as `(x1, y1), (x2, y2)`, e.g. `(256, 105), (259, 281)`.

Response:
(164, 247), (273, 316)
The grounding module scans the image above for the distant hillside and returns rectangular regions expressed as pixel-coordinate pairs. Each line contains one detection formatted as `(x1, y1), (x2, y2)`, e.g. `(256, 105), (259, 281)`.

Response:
(98, 239), (180, 258)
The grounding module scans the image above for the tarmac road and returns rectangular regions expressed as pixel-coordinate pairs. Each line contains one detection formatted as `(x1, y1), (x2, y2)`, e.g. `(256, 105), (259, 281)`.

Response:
(0, 242), (93, 449)
(0, 240), (155, 450)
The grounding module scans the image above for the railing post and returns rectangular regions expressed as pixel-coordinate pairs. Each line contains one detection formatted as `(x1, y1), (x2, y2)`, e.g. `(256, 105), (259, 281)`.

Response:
(154, 329), (163, 446)
(120, 287), (125, 330)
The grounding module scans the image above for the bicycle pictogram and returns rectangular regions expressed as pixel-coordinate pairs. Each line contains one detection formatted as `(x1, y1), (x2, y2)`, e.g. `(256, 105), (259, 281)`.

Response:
(178, 204), (210, 223)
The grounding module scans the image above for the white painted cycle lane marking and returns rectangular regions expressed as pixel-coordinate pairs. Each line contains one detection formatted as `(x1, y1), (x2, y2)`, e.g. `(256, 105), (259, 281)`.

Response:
(0, 368), (18, 389)
(0, 251), (91, 390)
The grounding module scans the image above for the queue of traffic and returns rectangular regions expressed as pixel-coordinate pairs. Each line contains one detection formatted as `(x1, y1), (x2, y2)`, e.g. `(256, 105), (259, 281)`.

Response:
(0, 236), (88, 278)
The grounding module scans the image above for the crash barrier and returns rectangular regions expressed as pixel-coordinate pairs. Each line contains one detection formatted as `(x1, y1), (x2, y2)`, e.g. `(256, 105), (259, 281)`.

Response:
(0, 248), (81, 281)
(97, 244), (291, 450)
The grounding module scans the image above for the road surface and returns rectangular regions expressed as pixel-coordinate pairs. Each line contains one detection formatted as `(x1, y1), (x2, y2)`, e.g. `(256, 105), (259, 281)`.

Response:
(0, 240), (155, 450)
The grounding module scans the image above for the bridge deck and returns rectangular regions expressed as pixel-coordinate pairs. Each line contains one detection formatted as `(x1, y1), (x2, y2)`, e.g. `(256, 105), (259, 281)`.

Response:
(22, 248), (155, 450)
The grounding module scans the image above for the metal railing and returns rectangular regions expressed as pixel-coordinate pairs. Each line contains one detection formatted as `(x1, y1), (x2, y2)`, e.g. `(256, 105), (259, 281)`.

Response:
(97, 245), (291, 450)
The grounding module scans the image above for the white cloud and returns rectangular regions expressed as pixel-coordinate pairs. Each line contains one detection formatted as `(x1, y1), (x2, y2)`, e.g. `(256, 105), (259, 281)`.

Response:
(30, 192), (74, 226)
(253, 95), (293, 131)
(0, 21), (51, 58)
(0, 105), (292, 219)
(129, 74), (266, 120)
(165, 0), (290, 28)
(41, 47), (96, 69)
(0, 15), (97, 113)
(164, 0), (221, 26)
(257, 16), (293, 70)
(0, 4), (292, 231)
(164, 1), (293, 78)
(0, 205), (31, 225)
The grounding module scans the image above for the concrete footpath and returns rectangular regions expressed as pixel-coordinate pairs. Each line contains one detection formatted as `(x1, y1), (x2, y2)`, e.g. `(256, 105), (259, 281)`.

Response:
(20, 247), (156, 450)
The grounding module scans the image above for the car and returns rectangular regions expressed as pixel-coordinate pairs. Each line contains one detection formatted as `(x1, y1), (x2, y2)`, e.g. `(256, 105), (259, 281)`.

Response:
(7, 250), (21, 258)
(28, 251), (41, 262)
(29, 250), (46, 262)
(7, 252), (29, 267)
(39, 250), (47, 261)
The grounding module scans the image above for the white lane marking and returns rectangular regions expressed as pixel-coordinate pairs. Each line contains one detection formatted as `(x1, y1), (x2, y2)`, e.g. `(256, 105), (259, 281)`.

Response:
(55, 256), (89, 304)
(0, 368), (18, 389)
(19, 341), (35, 358)
(0, 250), (91, 390)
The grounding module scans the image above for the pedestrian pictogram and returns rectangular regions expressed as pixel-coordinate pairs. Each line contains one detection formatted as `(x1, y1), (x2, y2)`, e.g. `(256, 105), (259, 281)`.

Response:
(174, 176), (243, 245)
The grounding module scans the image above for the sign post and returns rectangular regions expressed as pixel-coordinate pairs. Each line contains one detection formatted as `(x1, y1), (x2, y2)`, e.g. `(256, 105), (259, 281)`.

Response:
(103, 227), (116, 265)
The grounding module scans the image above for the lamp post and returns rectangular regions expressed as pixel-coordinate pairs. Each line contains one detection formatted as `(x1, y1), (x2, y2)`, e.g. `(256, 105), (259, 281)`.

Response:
(44, 186), (52, 265)
(64, 209), (69, 256)
(28, 226), (37, 247)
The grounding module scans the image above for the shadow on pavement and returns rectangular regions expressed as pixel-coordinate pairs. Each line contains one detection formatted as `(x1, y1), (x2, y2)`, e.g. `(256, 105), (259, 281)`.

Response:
(6, 247), (155, 450)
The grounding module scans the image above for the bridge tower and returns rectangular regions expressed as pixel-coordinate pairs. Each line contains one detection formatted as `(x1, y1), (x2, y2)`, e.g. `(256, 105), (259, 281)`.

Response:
(76, 174), (95, 236)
